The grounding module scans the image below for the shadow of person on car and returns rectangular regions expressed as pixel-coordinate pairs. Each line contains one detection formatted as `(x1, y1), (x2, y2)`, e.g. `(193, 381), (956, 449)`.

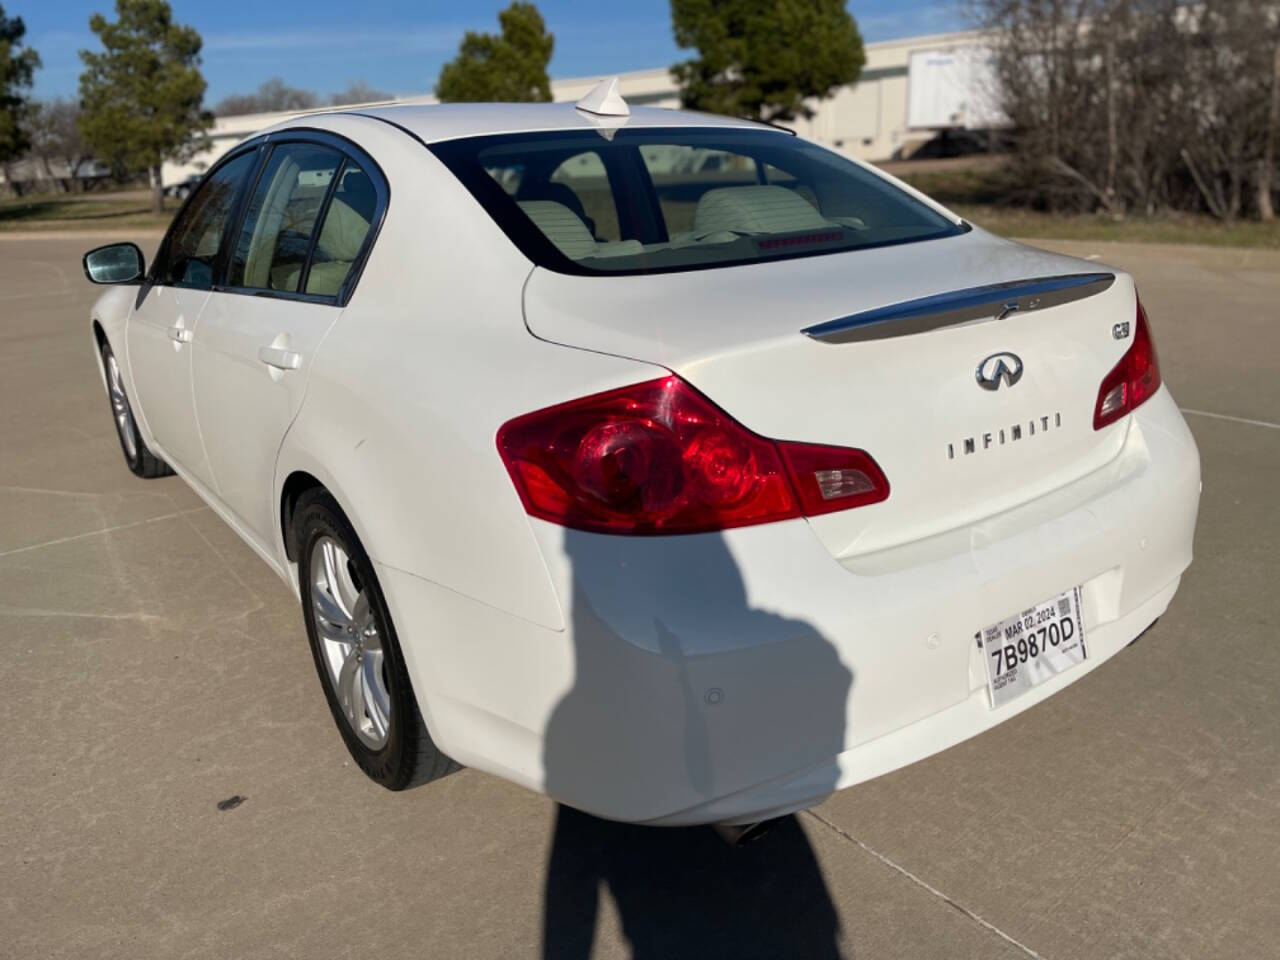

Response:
(539, 528), (852, 958)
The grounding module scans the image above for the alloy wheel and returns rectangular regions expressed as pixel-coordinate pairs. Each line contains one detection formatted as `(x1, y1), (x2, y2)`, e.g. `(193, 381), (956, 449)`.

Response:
(310, 535), (392, 749)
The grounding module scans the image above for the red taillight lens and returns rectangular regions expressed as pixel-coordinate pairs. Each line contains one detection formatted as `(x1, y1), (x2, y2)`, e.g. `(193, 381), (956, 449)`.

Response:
(497, 376), (889, 535)
(1094, 298), (1162, 430)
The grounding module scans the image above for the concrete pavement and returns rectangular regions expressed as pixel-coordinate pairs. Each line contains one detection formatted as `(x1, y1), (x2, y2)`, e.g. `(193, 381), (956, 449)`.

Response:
(2, 234), (1277, 959)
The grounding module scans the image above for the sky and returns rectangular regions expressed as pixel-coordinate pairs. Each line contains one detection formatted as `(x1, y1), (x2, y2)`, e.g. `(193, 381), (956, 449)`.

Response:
(19, 0), (967, 106)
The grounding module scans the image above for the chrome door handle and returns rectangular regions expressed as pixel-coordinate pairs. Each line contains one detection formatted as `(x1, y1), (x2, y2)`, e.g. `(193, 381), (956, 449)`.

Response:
(168, 326), (193, 343)
(258, 346), (301, 371)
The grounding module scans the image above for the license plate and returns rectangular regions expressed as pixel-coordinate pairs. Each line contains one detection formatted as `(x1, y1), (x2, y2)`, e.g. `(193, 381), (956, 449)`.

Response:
(978, 587), (1087, 709)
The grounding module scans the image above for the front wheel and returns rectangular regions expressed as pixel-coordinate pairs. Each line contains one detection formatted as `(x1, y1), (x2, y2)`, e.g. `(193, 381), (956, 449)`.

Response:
(101, 341), (173, 478)
(296, 490), (455, 789)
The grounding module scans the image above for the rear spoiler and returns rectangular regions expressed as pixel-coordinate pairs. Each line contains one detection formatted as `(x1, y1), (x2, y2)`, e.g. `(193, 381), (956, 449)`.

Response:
(801, 273), (1116, 345)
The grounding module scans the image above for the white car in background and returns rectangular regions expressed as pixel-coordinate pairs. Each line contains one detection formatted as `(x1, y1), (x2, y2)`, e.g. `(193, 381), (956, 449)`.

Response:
(82, 81), (1200, 835)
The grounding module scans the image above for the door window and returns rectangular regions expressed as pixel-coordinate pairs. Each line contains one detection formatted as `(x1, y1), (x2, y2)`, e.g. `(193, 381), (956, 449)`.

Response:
(155, 151), (257, 289)
(304, 162), (377, 296)
(228, 143), (344, 293)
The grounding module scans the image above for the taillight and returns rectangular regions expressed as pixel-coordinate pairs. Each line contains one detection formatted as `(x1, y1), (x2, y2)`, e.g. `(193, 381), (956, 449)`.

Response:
(497, 376), (889, 535)
(1094, 298), (1161, 430)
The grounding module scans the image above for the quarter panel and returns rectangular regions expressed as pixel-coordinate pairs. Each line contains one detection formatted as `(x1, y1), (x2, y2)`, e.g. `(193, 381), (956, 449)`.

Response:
(275, 114), (666, 629)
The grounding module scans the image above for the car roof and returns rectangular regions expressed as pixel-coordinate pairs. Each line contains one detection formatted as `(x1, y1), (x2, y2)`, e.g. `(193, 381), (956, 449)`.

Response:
(292, 102), (767, 145)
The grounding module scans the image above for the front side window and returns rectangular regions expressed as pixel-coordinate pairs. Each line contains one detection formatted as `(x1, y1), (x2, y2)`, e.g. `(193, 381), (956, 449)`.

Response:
(156, 151), (257, 289)
(228, 143), (344, 293)
(432, 128), (965, 276)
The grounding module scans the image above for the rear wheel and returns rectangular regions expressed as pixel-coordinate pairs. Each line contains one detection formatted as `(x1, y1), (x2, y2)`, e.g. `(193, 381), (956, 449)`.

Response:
(101, 342), (173, 478)
(296, 490), (455, 789)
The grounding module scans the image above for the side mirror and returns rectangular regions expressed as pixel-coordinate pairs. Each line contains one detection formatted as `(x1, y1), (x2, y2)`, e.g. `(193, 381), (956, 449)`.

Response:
(83, 242), (145, 285)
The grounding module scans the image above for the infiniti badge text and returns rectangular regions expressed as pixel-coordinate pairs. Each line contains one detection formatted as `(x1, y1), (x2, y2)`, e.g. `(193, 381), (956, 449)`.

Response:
(948, 413), (1063, 460)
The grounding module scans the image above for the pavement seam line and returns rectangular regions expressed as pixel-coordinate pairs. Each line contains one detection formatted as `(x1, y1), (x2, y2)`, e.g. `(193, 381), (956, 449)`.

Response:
(0, 484), (149, 497)
(176, 510), (276, 607)
(803, 809), (1046, 960)
(0, 510), (190, 558)
(1179, 408), (1280, 430)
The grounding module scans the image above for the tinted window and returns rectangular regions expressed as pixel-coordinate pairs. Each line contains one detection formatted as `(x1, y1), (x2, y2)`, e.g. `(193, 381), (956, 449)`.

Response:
(546, 151), (619, 242)
(304, 162), (377, 296)
(228, 143), (343, 293)
(432, 128), (965, 276)
(639, 144), (759, 236)
(157, 151), (256, 289)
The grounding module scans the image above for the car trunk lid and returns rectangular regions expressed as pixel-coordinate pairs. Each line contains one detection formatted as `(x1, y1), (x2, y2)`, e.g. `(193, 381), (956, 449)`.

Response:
(522, 230), (1138, 557)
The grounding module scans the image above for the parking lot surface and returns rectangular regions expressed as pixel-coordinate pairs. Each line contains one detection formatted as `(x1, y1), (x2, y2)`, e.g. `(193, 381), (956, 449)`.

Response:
(3, 233), (1278, 959)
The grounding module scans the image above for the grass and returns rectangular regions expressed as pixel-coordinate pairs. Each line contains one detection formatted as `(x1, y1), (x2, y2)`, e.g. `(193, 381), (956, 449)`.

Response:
(951, 205), (1280, 248)
(896, 164), (1280, 249)
(0, 192), (173, 232)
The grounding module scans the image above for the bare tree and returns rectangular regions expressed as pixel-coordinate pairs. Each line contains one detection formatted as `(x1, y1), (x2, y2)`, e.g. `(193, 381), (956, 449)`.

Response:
(329, 80), (392, 106)
(971, 0), (1280, 220)
(215, 77), (317, 116)
(27, 98), (90, 192)
(1258, 40), (1280, 220)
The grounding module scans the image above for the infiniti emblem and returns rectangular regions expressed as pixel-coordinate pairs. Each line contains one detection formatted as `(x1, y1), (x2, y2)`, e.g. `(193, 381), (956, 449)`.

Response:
(976, 352), (1024, 390)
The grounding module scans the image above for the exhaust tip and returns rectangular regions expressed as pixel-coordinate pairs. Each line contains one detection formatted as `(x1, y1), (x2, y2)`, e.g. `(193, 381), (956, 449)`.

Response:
(712, 816), (784, 847)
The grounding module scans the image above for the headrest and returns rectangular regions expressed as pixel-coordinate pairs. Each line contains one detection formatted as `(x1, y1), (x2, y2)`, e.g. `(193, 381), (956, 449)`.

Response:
(693, 185), (831, 236)
(517, 200), (596, 259)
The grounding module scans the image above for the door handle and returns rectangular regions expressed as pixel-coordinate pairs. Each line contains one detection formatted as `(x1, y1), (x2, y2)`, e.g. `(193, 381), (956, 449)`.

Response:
(168, 326), (193, 343)
(258, 346), (302, 371)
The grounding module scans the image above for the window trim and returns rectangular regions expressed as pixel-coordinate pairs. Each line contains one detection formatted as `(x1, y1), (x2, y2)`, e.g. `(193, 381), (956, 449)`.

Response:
(428, 128), (969, 278)
(147, 143), (265, 291)
(212, 128), (389, 308)
(146, 127), (388, 307)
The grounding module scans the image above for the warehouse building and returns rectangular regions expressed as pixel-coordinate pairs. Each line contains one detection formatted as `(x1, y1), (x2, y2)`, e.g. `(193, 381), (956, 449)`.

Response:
(163, 28), (1002, 185)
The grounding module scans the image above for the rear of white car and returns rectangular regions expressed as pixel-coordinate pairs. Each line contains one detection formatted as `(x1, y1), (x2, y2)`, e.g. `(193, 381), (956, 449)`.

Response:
(492, 271), (1193, 827)
(371, 114), (1200, 825)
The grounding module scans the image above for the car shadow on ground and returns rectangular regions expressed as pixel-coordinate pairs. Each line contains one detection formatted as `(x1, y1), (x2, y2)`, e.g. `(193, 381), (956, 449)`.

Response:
(541, 807), (844, 959)
(539, 529), (851, 958)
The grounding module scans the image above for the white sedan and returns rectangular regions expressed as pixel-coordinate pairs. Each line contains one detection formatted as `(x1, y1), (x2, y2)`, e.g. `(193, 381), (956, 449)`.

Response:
(82, 83), (1200, 832)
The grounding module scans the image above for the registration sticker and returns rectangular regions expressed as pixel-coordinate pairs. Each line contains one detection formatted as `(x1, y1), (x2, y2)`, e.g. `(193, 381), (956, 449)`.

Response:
(978, 587), (1087, 709)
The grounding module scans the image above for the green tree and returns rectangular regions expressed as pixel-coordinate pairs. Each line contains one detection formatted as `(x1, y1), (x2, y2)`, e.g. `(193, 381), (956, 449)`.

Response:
(436, 2), (554, 103)
(0, 4), (40, 172)
(670, 0), (865, 122)
(78, 0), (212, 214)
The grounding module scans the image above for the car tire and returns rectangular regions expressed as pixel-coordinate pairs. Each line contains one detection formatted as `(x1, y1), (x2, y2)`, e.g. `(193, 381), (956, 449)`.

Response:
(295, 489), (457, 790)
(101, 341), (174, 479)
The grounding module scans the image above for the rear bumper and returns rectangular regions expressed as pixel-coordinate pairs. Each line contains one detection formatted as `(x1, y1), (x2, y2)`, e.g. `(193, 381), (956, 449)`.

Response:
(379, 387), (1199, 825)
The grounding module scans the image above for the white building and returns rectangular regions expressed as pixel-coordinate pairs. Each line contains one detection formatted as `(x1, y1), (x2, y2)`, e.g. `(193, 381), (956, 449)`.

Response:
(165, 29), (1001, 185)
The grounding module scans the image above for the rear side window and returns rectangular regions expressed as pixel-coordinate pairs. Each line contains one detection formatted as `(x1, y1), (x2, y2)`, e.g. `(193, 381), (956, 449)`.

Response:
(305, 162), (377, 296)
(228, 143), (344, 293)
(431, 128), (964, 276)
(156, 151), (257, 289)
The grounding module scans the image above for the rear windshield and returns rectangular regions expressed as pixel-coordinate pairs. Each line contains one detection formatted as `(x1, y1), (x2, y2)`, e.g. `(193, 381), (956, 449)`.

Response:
(430, 127), (965, 276)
